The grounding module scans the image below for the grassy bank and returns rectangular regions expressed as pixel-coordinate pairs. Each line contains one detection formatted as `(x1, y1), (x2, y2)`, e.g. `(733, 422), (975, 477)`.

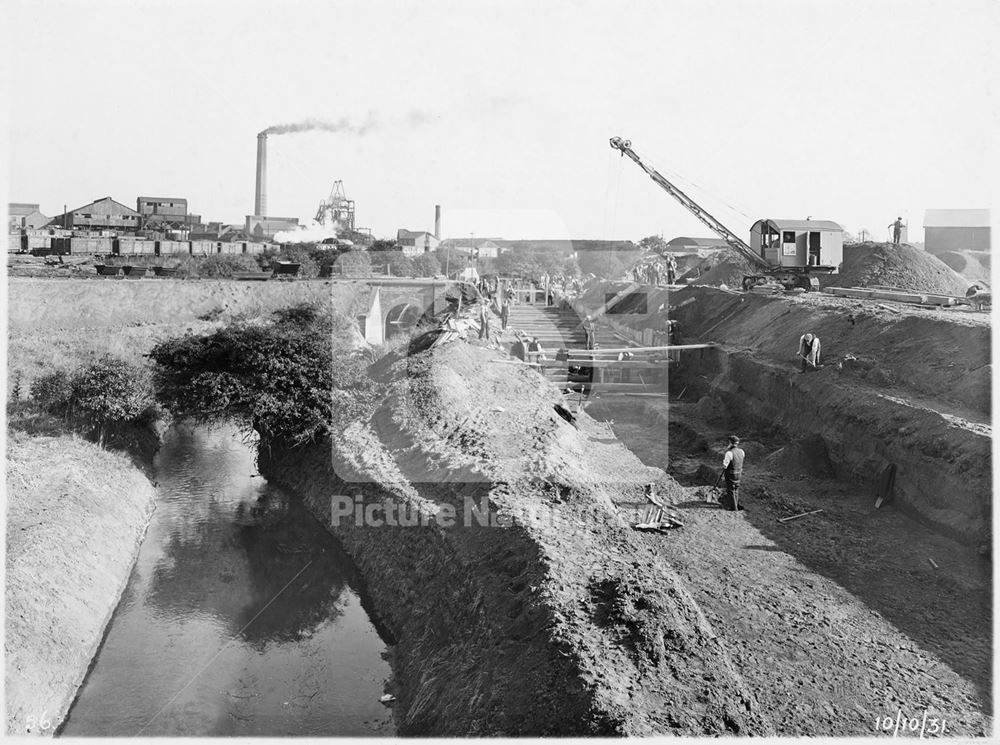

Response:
(5, 431), (157, 735)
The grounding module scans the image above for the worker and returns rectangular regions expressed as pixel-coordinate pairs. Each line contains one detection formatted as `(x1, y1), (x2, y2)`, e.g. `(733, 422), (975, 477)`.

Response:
(478, 302), (491, 340)
(888, 217), (904, 245)
(720, 434), (745, 511)
(797, 332), (821, 372)
(666, 255), (677, 285)
(500, 296), (511, 330)
(582, 315), (596, 350)
(527, 336), (546, 363)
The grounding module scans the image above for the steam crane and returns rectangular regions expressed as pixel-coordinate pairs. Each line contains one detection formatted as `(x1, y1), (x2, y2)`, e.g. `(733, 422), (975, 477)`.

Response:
(609, 136), (827, 291)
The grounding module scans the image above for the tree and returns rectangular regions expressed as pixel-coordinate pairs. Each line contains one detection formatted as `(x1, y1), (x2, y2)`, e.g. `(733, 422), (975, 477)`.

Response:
(369, 238), (398, 252)
(638, 235), (668, 254)
(411, 252), (441, 277)
(384, 251), (416, 277)
(335, 250), (372, 276)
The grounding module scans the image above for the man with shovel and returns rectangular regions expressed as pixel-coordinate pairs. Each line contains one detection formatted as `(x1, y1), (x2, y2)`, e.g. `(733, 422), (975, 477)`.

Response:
(797, 332), (822, 372)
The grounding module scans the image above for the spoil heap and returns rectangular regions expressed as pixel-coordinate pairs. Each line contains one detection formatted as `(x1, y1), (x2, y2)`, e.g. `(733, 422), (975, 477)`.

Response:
(679, 248), (758, 288)
(827, 242), (970, 296)
(934, 249), (991, 285)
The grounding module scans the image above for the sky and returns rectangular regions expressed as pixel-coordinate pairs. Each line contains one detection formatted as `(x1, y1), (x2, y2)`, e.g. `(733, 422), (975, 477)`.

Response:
(3, 0), (998, 243)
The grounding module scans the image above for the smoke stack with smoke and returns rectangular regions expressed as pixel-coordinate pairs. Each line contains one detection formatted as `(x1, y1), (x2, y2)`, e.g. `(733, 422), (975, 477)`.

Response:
(254, 133), (267, 217)
(259, 114), (379, 137)
(435, 205), (441, 240)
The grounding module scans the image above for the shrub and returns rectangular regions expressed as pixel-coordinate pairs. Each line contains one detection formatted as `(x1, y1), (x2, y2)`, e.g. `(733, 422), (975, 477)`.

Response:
(411, 253), (441, 277)
(149, 306), (374, 446)
(30, 358), (155, 443)
(336, 250), (372, 277)
(30, 370), (74, 414)
(196, 254), (261, 277)
(70, 357), (155, 443)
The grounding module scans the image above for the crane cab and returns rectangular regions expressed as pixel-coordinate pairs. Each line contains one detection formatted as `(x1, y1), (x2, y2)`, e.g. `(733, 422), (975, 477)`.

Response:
(750, 219), (843, 272)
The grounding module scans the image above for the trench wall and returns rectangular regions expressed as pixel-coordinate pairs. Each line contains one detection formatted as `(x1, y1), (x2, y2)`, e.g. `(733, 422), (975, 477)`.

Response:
(571, 283), (991, 542)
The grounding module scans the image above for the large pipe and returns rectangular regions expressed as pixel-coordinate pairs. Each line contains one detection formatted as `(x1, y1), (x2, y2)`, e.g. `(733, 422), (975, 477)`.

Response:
(434, 204), (441, 240)
(254, 133), (267, 217)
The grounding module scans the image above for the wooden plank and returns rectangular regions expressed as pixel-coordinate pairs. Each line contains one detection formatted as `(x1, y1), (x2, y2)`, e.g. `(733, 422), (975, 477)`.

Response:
(565, 343), (717, 355)
(538, 359), (670, 369)
(777, 509), (824, 523)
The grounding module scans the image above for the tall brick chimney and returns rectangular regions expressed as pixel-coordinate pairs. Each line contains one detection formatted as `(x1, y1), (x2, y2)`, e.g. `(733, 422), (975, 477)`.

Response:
(254, 133), (268, 217)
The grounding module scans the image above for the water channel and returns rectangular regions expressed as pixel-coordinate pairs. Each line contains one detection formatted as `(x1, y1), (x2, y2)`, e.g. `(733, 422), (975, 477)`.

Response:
(61, 424), (396, 736)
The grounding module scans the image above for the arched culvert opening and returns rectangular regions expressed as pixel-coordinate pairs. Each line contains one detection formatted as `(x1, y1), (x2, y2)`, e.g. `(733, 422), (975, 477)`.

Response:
(384, 302), (422, 339)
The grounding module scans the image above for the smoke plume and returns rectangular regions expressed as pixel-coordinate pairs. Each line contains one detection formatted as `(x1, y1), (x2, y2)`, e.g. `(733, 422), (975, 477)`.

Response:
(259, 109), (432, 137)
(274, 219), (341, 244)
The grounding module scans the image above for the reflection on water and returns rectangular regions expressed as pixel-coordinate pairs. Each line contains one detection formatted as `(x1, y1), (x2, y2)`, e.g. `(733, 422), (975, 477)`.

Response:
(62, 424), (395, 737)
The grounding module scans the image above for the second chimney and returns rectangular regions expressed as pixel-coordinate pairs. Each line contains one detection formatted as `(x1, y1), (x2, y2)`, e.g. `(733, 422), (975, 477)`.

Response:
(434, 204), (441, 240)
(254, 133), (268, 217)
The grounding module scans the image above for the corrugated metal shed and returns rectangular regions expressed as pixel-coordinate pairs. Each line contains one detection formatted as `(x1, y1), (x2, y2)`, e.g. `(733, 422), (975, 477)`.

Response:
(923, 209), (991, 228)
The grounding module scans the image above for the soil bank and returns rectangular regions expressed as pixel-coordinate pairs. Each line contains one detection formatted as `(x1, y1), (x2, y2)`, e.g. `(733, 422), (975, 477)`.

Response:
(5, 431), (157, 735)
(575, 283), (991, 542)
(260, 341), (776, 736)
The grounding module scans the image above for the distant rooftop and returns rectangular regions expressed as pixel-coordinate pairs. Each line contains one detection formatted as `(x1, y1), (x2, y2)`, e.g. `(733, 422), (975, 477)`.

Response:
(923, 209), (991, 228)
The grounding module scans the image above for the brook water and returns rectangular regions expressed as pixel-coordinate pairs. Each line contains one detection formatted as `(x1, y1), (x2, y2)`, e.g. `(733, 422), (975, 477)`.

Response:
(61, 424), (395, 736)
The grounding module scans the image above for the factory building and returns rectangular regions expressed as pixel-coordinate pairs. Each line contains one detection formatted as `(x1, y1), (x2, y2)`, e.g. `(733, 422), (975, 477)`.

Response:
(438, 238), (501, 259)
(136, 197), (202, 229)
(245, 215), (299, 241)
(8, 203), (49, 232)
(397, 229), (440, 257)
(50, 196), (141, 232)
(923, 209), (991, 253)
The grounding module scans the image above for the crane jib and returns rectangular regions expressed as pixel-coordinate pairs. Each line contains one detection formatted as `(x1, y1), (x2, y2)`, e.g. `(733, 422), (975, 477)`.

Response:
(609, 137), (770, 271)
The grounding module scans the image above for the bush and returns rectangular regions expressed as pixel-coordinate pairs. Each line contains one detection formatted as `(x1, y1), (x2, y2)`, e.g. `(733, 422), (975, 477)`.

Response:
(411, 253), (441, 277)
(150, 305), (374, 446)
(196, 254), (261, 277)
(29, 358), (155, 444)
(336, 250), (372, 277)
(71, 357), (155, 442)
(30, 370), (74, 414)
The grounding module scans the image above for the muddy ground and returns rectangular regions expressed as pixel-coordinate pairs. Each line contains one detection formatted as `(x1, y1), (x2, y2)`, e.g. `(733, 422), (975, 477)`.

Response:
(588, 396), (990, 735)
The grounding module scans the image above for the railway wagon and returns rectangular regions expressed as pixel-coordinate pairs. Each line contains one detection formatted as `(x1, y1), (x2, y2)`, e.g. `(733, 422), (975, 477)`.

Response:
(191, 240), (221, 256)
(71, 237), (113, 254)
(219, 241), (243, 255)
(24, 235), (53, 253)
(117, 237), (156, 255)
(246, 241), (269, 255)
(157, 240), (190, 256)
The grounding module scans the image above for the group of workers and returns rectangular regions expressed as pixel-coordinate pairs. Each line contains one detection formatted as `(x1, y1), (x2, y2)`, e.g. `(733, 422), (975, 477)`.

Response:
(631, 255), (679, 286)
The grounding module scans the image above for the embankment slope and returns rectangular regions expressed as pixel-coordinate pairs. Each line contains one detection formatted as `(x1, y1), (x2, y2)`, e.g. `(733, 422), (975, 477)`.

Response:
(5, 433), (157, 735)
(261, 341), (775, 736)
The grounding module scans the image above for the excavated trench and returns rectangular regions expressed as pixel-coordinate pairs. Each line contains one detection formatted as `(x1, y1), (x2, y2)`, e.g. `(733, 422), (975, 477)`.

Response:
(662, 344), (990, 543)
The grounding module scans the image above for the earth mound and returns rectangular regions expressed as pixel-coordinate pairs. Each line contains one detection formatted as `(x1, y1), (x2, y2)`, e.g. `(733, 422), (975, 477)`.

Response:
(681, 248), (758, 288)
(934, 249), (991, 285)
(827, 243), (970, 296)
